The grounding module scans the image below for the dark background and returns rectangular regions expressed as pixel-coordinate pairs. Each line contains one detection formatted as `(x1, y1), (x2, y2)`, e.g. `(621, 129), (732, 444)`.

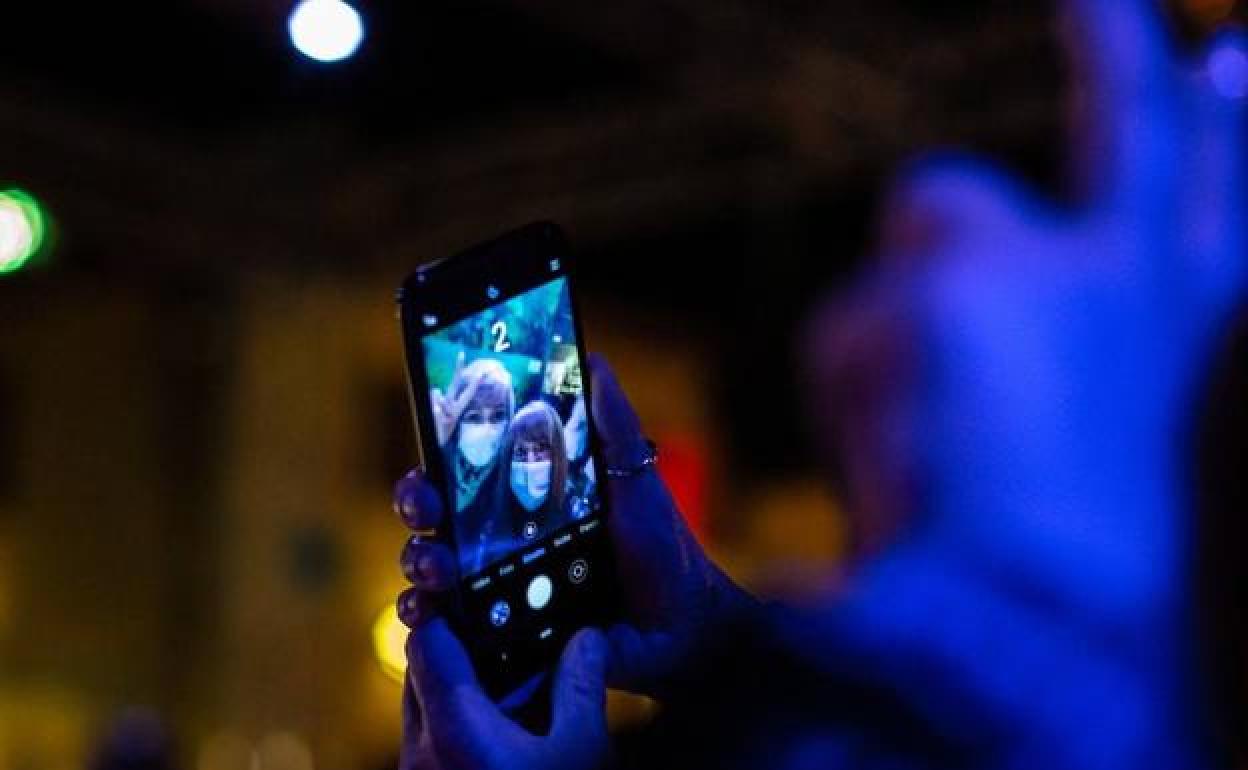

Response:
(0, 1), (1236, 768)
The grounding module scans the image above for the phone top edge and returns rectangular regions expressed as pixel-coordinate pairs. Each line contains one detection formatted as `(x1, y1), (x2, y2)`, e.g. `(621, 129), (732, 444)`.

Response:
(396, 222), (574, 335)
(396, 221), (568, 303)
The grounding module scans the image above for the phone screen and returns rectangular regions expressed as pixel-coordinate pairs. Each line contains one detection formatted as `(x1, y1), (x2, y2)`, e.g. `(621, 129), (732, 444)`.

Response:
(399, 224), (617, 696)
(421, 275), (600, 574)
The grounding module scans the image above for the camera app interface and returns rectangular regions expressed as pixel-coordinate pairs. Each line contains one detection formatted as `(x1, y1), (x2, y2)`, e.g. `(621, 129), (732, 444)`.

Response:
(421, 276), (600, 579)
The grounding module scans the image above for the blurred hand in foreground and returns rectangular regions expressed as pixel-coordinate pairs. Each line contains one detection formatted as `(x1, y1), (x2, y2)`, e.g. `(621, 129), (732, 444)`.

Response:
(799, 0), (1247, 767)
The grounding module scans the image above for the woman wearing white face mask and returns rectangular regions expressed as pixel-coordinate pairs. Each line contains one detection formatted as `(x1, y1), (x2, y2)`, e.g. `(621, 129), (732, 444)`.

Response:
(490, 401), (571, 553)
(433, 357), (515, 512)
(435, 357), (518, 575)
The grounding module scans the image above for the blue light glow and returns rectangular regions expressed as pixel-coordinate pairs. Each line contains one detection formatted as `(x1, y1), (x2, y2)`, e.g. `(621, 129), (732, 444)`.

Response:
(1208, 42), (1248, 100)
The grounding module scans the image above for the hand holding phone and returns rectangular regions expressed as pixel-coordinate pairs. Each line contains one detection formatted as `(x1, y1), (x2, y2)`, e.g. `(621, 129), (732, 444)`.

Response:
(395, 355), (759, 770)
(396, 356), (757, 685)
(399, 618), (609, 770)
(393, 223), (757, 768)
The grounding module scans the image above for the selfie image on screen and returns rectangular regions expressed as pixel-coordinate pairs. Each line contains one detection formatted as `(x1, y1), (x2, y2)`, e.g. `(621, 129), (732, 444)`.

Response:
(423, 277), (600, 576)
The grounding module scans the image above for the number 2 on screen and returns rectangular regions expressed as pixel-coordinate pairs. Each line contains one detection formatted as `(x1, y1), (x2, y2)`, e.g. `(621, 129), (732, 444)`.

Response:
(491, 321), (511, 353)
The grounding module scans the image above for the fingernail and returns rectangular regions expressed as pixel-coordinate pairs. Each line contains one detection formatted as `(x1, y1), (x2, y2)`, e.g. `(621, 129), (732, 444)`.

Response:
(397, 593), (419, 627)
(401, 538), (420, 579)
(417, 554), (435, 578)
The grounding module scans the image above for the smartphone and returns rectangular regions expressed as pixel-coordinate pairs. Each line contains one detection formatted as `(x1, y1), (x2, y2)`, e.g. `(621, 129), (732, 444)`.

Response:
(397, 222), (620, 698)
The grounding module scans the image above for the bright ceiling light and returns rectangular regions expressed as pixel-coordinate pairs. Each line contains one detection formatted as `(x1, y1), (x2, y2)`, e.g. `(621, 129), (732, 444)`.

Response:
(288, 0), (365, 64)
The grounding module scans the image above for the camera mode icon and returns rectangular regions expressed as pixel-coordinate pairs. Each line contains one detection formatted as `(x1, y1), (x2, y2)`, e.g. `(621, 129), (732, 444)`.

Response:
(489, 600), (511, 627)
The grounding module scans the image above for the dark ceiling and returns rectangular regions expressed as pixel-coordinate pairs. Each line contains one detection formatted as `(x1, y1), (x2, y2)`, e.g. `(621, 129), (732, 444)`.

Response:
(12, 0), (1226, 474)
(0, 1), (1075, 281)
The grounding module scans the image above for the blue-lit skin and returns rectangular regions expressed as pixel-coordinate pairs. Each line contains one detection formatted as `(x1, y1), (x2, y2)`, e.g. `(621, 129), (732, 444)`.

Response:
(799, 2), (1247, 767)
(392, 0), (1247, 766)
(1209, 35), (1248, 100)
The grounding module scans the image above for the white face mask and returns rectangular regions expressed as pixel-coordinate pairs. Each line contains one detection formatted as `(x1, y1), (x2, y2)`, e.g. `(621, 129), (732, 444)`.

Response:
(510, 460), (552, 512)
(565, 423), (587, 462)
(459, 423), (504, 467)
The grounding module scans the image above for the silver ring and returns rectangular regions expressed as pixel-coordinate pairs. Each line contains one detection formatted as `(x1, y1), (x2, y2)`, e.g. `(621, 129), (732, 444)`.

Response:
(605, 439), (659, 479)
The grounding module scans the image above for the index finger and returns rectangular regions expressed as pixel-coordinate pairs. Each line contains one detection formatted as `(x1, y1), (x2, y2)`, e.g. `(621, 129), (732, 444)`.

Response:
(587, 354), (648, 468)
(1063, 0), (1180, 217)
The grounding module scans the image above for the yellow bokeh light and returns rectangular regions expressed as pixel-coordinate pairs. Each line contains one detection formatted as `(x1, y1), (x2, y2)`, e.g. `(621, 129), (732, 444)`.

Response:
(257, 731), (314, 770)
(196, 731), (252, 770)
(372, 603), (407, 684)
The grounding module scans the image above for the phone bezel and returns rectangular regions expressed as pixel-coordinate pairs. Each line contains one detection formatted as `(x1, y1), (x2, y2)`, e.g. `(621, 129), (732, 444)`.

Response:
(396, 221), (617, 697)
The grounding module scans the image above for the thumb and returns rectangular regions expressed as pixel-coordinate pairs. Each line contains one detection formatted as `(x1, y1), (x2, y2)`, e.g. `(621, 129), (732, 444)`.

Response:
(406, 618), (481, 721)
(587, 354), (647, 467)
(550, 629), (609, 753)
(406, 619), (523, 764)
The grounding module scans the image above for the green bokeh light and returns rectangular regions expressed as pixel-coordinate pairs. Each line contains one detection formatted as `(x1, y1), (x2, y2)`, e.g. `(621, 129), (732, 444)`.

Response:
(0, 188), (48, 274)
